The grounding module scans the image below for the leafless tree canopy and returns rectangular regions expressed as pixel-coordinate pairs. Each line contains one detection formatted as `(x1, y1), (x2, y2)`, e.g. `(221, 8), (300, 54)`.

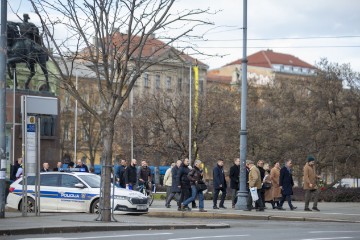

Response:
(117, 60), (360, 185)
(29, 0), (213, 221)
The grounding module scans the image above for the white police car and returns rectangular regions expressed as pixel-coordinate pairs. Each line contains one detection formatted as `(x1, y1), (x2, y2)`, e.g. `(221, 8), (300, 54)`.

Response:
(7, 172), (149, 214)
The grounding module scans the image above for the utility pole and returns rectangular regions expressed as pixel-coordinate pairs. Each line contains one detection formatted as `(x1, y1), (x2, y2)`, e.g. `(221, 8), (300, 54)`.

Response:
(74, 72), (78, 161)
(130, 88), (133, 160)
(236, 0), (248, 210)
(0, 0), (7, 219)
(188, 63), (192, 166)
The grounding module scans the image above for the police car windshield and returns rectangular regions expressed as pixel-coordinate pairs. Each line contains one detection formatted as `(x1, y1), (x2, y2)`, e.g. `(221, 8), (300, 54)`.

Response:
(78, 174), (101, 188)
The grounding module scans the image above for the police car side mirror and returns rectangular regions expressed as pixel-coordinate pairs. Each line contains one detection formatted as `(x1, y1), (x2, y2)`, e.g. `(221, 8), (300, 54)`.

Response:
(74, 183), (86, 188)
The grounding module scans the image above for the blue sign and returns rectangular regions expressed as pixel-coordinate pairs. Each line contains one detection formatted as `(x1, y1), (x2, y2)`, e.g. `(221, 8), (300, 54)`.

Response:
(27, 124), (36, 132)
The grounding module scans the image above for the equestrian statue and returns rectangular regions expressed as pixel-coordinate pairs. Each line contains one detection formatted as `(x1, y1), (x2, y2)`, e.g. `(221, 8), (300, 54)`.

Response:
(7, 14), (49, 91)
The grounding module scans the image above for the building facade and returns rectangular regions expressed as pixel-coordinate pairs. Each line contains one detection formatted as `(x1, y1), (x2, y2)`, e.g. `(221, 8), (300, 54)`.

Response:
(58, 35), (208, 166)
(207, 49), (316, 90)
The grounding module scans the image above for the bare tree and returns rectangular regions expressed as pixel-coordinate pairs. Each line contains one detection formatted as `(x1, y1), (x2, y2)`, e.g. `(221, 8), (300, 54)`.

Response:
(29, 0), (213, 221)
(245, 59), (360, 186)
(79, 109), (102, 168)
(117, 88), (239, 169)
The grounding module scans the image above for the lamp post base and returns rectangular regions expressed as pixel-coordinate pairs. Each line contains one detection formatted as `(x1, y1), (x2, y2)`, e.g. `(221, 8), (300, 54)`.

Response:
(235, 190), (248, 210)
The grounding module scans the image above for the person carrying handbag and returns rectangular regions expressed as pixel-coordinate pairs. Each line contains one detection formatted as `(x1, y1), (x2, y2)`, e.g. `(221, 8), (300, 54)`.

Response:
(180, 160), (207, 212)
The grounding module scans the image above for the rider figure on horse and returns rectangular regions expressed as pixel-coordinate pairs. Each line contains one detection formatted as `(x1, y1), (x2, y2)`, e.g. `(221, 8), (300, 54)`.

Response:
(19, 14), (41, 45)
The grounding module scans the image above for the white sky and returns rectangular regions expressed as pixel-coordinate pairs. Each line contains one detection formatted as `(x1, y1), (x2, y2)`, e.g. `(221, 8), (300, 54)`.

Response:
(7, 0), (360, 71)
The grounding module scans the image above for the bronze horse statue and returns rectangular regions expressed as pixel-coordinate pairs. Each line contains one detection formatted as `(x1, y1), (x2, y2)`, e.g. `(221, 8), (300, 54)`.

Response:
(7, 19), (49, 91)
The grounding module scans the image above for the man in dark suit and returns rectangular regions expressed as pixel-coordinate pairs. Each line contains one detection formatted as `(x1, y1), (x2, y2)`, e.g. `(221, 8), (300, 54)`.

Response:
(177, 158), (191, 211)
(40, 162), (50, 172)
(116, 159), (127, 188)
(213, 159), (227, 209)
(53, 162), (62, 172)
(166, 160), (182, 208)
(75, 159), (89, 172)
(229, 158), (240, 208)
(278, 159), (297, 210)
(125, 159), (137, 190)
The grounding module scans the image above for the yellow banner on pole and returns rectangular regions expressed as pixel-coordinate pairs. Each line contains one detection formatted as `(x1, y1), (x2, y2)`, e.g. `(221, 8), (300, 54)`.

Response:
(193, 64), (199, 160)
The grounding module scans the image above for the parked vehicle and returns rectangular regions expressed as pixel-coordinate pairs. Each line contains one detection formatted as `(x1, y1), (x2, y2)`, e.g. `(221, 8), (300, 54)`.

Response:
(7, 172), (149, 214)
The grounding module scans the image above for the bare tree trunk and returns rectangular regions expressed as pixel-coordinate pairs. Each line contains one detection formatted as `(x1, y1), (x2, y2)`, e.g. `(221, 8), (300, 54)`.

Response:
(100, 121), (114, 222)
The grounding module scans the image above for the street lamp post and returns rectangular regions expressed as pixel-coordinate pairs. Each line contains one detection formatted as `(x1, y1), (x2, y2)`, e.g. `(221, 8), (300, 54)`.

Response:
(235, 0), (249, 210)
(188, 63), (192, 166)
(0, 0), (7, 219)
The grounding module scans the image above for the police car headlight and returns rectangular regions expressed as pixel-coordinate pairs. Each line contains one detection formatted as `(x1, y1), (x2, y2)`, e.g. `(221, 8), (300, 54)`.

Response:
(113, 195), (129, 200)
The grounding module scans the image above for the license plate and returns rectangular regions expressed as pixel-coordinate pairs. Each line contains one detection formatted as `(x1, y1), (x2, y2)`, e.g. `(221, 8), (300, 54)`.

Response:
(137, 205), (147, 210)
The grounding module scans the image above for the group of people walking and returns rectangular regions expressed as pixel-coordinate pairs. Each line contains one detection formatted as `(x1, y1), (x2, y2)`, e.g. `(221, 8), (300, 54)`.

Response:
(164, 155), (321, 212)
(164, 158), (206, 211)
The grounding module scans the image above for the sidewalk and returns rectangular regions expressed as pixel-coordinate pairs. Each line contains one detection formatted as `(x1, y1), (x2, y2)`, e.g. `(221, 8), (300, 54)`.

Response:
(1, 200), (359, 236)
(0, 211), (229, 236)
(148, 200), (360, 223)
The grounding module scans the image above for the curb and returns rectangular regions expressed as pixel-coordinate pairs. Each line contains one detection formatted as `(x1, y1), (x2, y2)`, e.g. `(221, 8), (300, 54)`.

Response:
(0, 223), (230, 236)
(147, 211), (360, 223)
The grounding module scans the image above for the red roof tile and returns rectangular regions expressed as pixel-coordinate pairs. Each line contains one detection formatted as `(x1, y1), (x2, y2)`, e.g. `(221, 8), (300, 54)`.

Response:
(207, 72), (232, 84)
(225, 50), (315, 69)
(112, 33), (207, 67)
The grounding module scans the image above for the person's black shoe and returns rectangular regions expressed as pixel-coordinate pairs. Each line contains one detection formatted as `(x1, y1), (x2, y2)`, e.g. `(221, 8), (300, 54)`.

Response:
(213, 206), (219, 209)
(256, 208), (265, 212)
(199, 208), (207, 212)
(232, 205), (235, 208)
(219, 206), (227, 209)
(290, 206), (297, 211)
(181, 204), (187, 211)
(277, 207), (286, 210)
(177, 207), (181, 211)
(192, 205), (198, 209)
(304, 208), (312, 211)
(243, 208), (252, 211)
(166, 204), (171, 208)
(312, 207), (320, 211)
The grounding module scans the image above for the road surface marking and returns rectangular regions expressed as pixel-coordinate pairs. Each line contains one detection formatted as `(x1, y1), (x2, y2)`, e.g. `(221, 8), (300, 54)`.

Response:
(322, 213), (360, 216)
(167, 235), (249, 240)
(310, 231), (360, 233)
(301, 237), (353, 240)
(19, 233), (173, 240)
(266, 210), (360, 216)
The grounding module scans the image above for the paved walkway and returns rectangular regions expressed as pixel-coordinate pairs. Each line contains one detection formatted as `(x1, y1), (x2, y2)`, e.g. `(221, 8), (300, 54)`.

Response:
(1, 200), (359, 236)
(0, 211), (228, 236)
(149, 200), (360, 223)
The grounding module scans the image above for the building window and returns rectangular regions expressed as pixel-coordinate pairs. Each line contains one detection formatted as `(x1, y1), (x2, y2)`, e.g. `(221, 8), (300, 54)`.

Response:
(84, 93), (89, 104)
(178, 78), (182, 92)
(284, 65), (292, 72)
(40, 116), (56, 137)
(144, 73), (149, 88)
(199, 79), (204, 93)
(82, 129), (88, 141)
(64, 125), (70, 141)
(155, 75), (160, 89)
(166, 76), (171, 90)
(64, 93), (70, 108)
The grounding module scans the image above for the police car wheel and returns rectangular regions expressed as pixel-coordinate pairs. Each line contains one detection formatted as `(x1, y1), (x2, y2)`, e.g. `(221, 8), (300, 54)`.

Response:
(20, 198), (35, 213)
(91, 199), (100, 214)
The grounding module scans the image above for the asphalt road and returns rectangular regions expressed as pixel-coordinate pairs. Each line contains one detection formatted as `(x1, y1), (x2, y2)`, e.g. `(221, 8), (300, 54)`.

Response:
(3, 219), (360, 240)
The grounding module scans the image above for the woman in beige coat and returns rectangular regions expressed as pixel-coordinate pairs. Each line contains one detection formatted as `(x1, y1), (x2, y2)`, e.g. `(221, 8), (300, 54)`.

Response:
(263, 168), (273, 205)
(270, 162), (282, 209)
